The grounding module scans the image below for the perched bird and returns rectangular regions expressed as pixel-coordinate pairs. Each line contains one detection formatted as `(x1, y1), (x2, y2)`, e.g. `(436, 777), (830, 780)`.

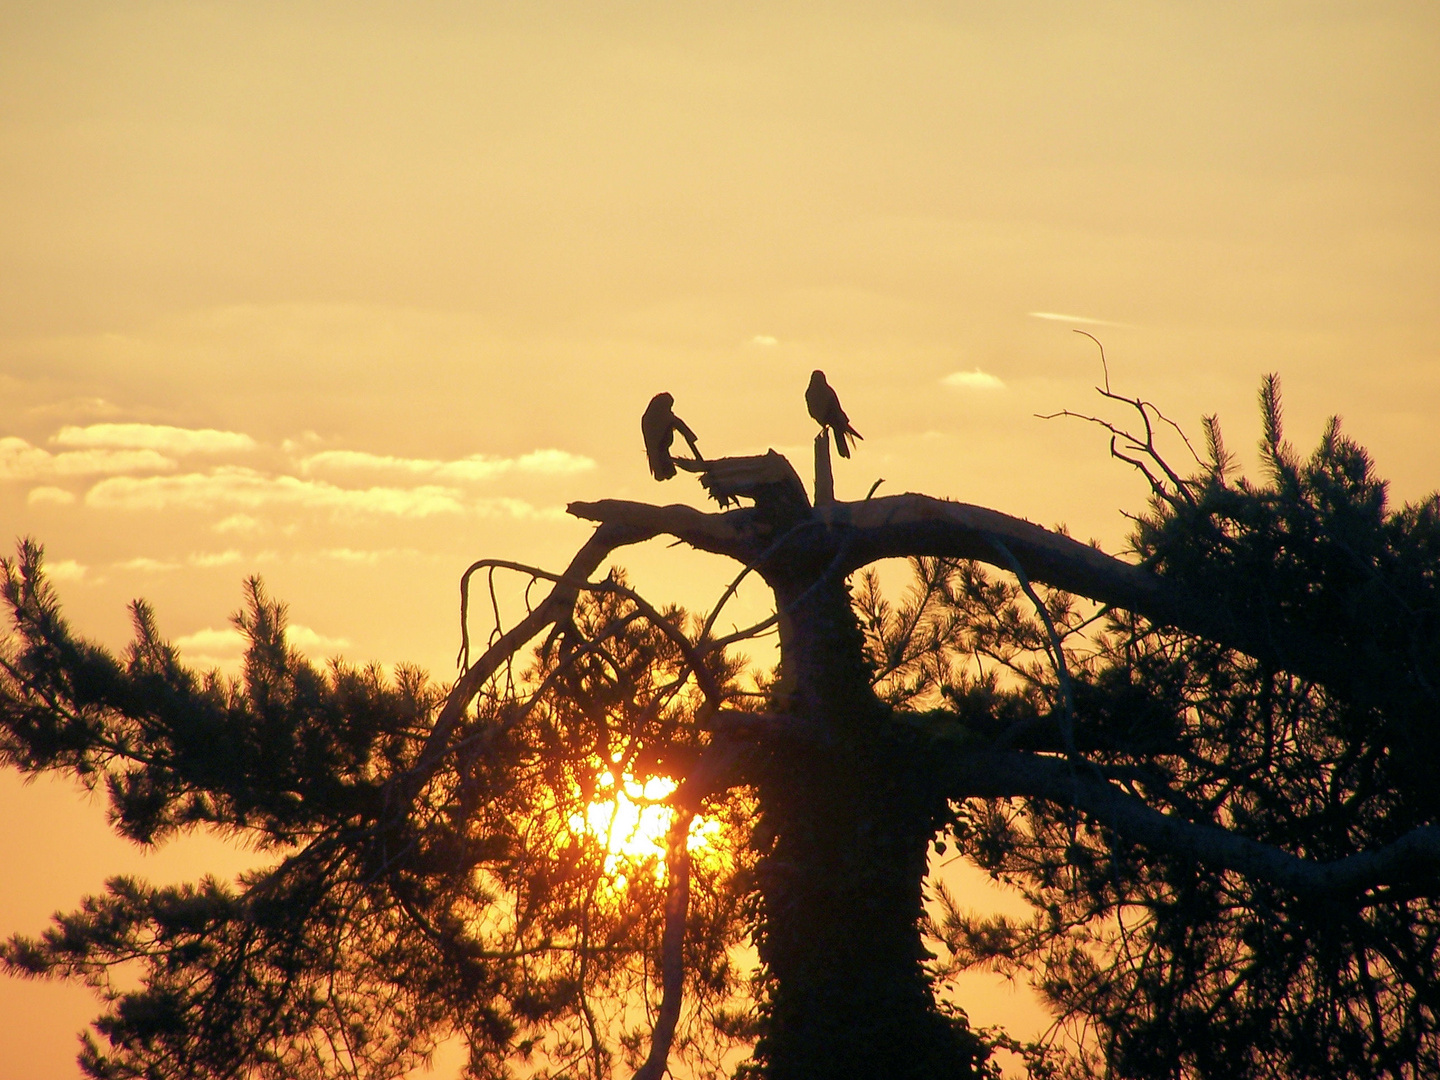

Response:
(641, 392), (702, 481)
(805, 370), (863, 458)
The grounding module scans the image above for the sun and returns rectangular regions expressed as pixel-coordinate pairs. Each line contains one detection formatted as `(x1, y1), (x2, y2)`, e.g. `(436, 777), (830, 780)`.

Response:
(569, 769), (719, 876)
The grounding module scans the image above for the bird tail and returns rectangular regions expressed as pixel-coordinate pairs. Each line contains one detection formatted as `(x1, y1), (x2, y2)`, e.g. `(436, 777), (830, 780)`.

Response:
(835, 429), (851, 458)
(648, 450), (677, 481)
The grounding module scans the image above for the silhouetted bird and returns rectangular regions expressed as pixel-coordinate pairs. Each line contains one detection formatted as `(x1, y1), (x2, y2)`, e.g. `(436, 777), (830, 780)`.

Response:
(805, 370), (863, 458)
(641, 392), (702, 481)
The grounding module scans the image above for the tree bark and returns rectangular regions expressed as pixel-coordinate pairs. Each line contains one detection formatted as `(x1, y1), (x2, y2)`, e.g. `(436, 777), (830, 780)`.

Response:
(813, 430), (835, 507)
(747, 563), (989, 1079)
(567, 493), (1428, 719)
(944, 746), (1440, 895)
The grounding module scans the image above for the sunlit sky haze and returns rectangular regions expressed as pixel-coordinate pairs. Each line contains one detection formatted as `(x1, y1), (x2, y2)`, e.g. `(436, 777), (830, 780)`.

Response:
(1, 3), (1437, 1076)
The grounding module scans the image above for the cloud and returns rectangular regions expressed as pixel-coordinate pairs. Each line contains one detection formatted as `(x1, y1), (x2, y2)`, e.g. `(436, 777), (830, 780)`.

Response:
(213, 513), (263, 533)
(511, 449), (596, 475)
(942, 369), (1006, 391)
(173, 623), (351, 664)
(750, 335), (779, 346)
(55, 423), (257, 455)
(115, 550), (248, 573)
(1028, 311), (1131, 328)
(27, 397), (122, 419)
(190, 550), (244, 568)
(474, 498), (567, 521)
(298, 447), (595, 482)
(83, 467), (562, 520)
(27, 486), (76, 506)
(115, 556), (182, 573)
(316, 547), (417, 564)
(172, 626), (245, 655)
(85, 467), (472, 517)
(0, 436), (176, 480)
(46, 559), (88, 582)
(285, 625), (352, 654)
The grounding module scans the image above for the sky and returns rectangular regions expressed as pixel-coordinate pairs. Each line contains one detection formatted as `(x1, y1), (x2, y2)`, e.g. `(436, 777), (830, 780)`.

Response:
(1, 2), (1437, 1076)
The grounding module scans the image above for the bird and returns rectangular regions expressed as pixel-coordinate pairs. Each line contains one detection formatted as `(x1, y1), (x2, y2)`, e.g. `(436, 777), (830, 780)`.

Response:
(641, 392), (702, 481)
(805, 370), (863, 458)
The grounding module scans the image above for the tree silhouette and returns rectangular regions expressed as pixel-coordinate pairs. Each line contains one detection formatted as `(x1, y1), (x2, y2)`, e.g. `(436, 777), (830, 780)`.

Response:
(2, 374), (1438, 1079)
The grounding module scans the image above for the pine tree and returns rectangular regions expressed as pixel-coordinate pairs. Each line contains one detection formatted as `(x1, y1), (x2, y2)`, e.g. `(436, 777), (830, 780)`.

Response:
(3, 377), (1438, 1079)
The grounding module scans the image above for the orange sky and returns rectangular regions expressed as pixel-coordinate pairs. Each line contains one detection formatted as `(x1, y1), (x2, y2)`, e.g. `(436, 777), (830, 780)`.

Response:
(2, 3), (1438, 1076)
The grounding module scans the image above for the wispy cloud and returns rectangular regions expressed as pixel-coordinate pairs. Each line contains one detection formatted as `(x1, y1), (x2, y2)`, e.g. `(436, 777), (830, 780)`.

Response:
(1028, 311), (1131, 328)
(511, 449), (596, 474)
(115, 556), (182, 573)
(171, 627), (245, 655)
(287, 626), (352, 653)
(46, 559), (88, 582)
(1, 436), (175, 480)
(86, 468), (470, 517)
(26, 397), (121, 419)
(190, 550), (244, 568)
(27, 486), (76, 506)
(84, 467), (558, 519)
(213, 513), (263, 534)
(10, 424), (585, 525)
(317, 547), (417, 564)
(115, 550), (249, 573)
(298, 447), (594, 482)
(173, 623), (352, 665)
(750, 335), (779, 347)
(942, 369), (1006, 391)
(55, 423), (257, 455)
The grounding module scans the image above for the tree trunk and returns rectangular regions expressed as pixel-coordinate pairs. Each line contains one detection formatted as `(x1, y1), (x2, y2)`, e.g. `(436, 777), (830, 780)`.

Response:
(748, 564), (989, 1079)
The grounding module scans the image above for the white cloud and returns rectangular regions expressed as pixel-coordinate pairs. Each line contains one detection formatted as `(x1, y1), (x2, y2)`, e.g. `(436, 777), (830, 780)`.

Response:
(213, 513), (263, 533)
(171, 626), (246, 669)
(27, 486), (76, 506)
(190, 550), (244, 568)
(55, 423), (257, 455)
(317, 547), (417, 564)
(27, 397), (121, 419)
(85, 467), (472, 517)
(299, 447), (594, 482)
(1028, 311), (1131, 328)
(46, 559), (87, 582)
(285, 625), (352, 654)
(750, 335), (779, 346)
(1, 436), (176, 480)
(280, 433), (323, 455)
(173, 626), (245, 654)
(173, 623), (350, 663)
(511, 449), (597, 475)
(113, 550), (247, 573)
(115, 556), (182, 573)
(942, 369), (1006, 391)
(474, 497), (567, 521)
(300, 449), (506, 481)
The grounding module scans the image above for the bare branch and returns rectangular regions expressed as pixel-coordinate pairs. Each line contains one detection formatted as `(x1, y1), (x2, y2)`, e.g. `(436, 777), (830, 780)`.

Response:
(567, 500), (756, 563)
(399, 522), (651, 801)
(950, 747), (1440, 896)
(984, 535), (1078, 757)
(568, 493), (1417, 715)
(632, 808), (694, 1080)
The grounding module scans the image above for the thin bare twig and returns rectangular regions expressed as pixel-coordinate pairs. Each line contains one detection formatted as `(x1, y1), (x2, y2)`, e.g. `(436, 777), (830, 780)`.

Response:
(632, 808), (696, 1080)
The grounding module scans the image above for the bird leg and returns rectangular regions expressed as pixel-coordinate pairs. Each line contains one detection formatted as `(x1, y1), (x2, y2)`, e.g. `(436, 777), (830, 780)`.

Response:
(679, 427), (704, 464)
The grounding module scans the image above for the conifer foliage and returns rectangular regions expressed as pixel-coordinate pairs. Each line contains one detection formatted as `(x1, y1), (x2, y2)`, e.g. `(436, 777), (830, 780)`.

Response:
(3, 378), (1439, 1079)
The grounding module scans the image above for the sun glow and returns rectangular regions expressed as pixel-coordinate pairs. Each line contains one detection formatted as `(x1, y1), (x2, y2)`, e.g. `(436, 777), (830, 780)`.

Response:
(570, 771), (720, 876)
